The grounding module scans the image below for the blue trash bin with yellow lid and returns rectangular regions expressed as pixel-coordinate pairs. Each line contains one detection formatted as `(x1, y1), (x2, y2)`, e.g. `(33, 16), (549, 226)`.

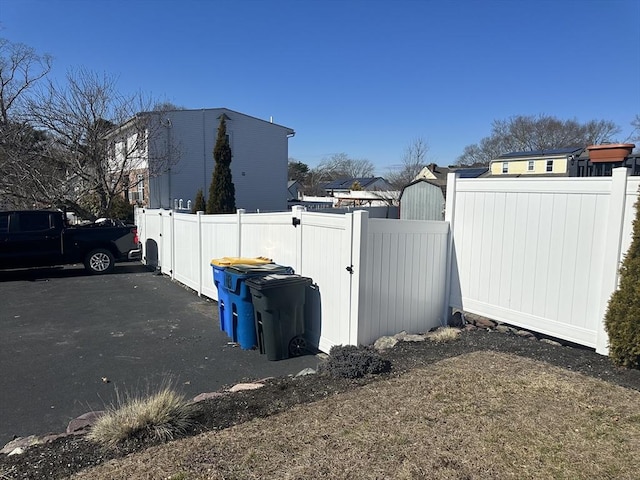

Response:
(210, 257), (273, 339)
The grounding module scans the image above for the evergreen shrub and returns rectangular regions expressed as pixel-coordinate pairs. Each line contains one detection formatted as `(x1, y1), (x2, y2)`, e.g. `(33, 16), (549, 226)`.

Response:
(605, 194), (640, 369)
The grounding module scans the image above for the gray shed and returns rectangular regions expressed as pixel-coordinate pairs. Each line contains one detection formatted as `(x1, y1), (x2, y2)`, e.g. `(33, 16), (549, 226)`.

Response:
(399, 179), (446, 221)
(399, 166), (488, 221)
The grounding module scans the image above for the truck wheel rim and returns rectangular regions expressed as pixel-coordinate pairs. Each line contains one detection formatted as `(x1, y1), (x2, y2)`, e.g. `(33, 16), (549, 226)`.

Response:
(91, 253), (110, 271)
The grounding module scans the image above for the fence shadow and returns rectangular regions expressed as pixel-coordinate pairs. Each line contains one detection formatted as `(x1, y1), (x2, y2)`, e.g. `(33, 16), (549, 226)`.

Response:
(0, 263), (150, 282)
(145, 239), (159, 270)
(304, 283), (322, 352)
(446, 238), (463, 325)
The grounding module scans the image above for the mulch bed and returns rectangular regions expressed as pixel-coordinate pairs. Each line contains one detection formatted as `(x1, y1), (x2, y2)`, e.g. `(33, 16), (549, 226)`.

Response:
(2, 327), (639, 480)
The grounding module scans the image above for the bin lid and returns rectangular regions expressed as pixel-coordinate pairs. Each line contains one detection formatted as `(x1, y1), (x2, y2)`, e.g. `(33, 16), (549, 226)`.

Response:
(225, 263), (292, 275)
(211, 256), (272, 267)
(246, 274), (312, 290)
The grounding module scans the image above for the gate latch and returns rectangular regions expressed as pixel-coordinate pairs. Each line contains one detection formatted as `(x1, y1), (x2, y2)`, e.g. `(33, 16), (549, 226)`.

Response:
(346, 265), (354, 274)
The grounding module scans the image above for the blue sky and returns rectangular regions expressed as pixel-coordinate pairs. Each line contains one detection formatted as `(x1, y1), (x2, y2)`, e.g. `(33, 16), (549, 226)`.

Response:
(1, 0), (639, 174)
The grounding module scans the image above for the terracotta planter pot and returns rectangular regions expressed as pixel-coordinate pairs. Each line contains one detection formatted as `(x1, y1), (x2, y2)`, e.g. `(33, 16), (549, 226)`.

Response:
(587, 143), (635, 163)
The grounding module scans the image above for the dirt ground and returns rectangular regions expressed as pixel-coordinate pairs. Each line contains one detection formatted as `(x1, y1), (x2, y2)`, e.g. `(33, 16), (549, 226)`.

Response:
(1, 328), (640, 480)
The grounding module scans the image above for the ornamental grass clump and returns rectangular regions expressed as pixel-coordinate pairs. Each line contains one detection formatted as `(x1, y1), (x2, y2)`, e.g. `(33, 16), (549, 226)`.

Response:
(320, 345), (390, 379)
(88, 387), (199, 448)
(428, 326), (461, 344)
(605, 194), (640, 369)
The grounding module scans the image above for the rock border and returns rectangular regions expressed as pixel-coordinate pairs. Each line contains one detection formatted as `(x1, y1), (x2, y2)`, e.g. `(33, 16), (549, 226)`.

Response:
(373, 311), (566, 352)
(1, 368), (318, 456)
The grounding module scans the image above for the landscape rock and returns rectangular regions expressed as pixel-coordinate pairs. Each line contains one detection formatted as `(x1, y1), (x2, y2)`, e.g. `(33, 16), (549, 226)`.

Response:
(229, 383), (265, 393)
(193, 392), (226, 402)
(473, 317), (497, 329)
(516, 329), (535, 338)
(295, 368), (316, 378)
(495, 325), (511, 334)
(1, 434), (50, 455)
(373, 336), (399, 351)
(66, 411), (105, 435)
(540, 338), (563, 347)
(404, 334), (427, 342)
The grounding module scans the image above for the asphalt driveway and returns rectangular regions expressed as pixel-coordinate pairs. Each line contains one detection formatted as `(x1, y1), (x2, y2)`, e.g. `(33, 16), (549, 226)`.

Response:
(0, 263), (321, 445)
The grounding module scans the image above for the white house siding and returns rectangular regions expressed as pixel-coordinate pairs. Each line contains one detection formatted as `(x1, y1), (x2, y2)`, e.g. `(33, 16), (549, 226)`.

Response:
(400, 181), (445, 221)
(147, 108), (293, 212)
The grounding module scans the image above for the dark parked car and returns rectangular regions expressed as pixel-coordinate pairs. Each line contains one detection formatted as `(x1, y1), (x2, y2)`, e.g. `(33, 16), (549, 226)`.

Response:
(0, 210), (141, 274)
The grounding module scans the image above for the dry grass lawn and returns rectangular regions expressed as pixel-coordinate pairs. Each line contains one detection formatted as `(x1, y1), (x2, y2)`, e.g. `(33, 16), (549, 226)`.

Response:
(69, 351), (640, 480)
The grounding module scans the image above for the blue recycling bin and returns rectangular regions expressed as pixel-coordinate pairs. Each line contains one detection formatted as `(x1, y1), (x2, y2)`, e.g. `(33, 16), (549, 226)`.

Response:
(224, 263), (294, 349)
(212, 264), (232, 337)
(211, 257), (273, 339)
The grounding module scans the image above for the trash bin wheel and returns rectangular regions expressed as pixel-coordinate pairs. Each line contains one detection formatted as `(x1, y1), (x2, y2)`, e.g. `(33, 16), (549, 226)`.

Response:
(288, 336), (307, 357)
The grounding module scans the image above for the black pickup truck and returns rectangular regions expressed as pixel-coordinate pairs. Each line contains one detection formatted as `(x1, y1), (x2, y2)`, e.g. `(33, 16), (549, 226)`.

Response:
(0, 210), (141, 274)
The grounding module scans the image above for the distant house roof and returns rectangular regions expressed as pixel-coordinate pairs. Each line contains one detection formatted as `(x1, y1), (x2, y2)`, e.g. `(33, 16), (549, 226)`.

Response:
(287, 180), (302, 200)
(496, 147), (584, 160)
(456, 167), (489, 178)
(407, 165), (488, 198)
(400, 179), (447, 200)
(321, 177), (391, 191)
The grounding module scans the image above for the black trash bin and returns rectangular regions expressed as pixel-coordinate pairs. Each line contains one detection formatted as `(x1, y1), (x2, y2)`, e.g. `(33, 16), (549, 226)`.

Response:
(246, 274), (312, 361)
(222, 263), (293, 349)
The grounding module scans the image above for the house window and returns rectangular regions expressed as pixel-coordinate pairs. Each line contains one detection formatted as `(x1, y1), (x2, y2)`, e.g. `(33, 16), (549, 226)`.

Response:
(137, 174), (144, 202)
(502, 162), (508, 174)
(546, 160), (553, 172)
(528, 160), (534, 171)
(137, 128), (147, 154)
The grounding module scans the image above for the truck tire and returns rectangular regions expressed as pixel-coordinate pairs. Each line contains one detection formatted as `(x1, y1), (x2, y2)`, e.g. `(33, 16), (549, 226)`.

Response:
(84, 248), (115, 274)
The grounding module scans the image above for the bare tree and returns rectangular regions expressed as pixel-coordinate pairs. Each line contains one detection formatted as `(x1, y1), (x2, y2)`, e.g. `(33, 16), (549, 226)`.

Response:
(152, 101), (186, 111)
(302, 167), (330, 196)
(455, 115), (621, 166)
(0, 38), (52, 208)
(24, 68), (177, 217)
(386, 137), (429, 189)
(625, 114), (640, 149)
(315, 153), (375, 180)
(0, 38), (51, 124)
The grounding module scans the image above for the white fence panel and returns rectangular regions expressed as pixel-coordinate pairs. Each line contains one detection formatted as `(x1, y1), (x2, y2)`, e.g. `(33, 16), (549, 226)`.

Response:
(239, 212), (299, 271)
(448, 174), (623, 349)
(358, 219), (449, 346)
(173, 213), (201, 292)
(299, 211), (354, 352)
(200, 214), (239, 301)
(139, 209), (163, 268)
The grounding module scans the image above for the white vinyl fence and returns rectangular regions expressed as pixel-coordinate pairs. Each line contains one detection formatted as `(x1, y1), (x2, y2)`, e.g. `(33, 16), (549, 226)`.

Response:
(445, 167), (639, 355)
(135, 168), (638, 356)
(135, 207), (448, 353)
